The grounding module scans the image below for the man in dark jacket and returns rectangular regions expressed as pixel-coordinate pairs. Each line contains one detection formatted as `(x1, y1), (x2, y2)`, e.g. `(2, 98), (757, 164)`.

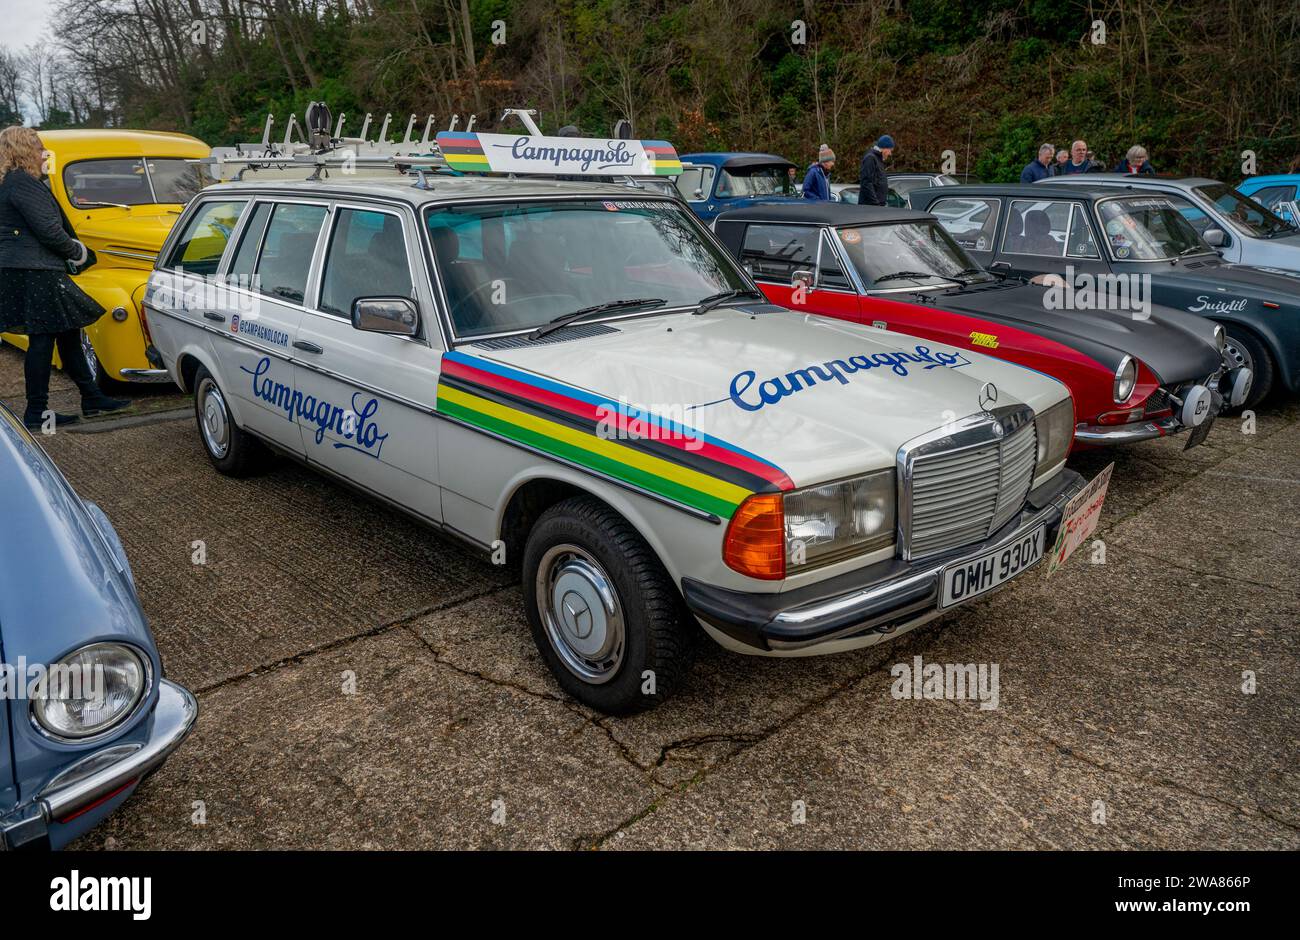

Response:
(1058, 139), (1098, 175)
(858, 135), (894, 206)
(1020, 143), (1055, 183)
(802, 144), (835, 201)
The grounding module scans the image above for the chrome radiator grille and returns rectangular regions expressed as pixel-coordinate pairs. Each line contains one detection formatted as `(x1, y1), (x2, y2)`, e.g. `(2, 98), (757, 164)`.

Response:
(899, 407), (1038, 560)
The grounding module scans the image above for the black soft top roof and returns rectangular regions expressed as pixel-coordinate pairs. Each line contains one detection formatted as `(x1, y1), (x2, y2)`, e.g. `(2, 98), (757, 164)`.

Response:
(715, 202), (931, 226)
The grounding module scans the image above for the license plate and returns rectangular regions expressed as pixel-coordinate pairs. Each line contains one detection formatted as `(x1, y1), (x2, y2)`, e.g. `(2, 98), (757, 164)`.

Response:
(939, 526), (1045, 608)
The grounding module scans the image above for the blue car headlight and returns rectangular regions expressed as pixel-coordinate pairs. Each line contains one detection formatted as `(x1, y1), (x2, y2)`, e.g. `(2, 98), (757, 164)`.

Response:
(31, 643), (148, 740)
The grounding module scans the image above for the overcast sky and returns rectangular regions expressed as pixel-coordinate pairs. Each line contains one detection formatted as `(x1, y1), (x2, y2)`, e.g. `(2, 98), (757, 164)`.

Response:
(1, 0), (55, 52)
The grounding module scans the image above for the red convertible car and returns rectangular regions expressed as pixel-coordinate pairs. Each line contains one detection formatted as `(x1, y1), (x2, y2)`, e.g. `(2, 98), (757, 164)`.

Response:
(713, 203), (1248, 449)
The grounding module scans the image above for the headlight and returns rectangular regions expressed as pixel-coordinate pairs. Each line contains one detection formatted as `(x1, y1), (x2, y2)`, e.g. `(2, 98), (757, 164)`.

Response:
(1212, 324), (1227, 353)
(723, 470), (895, 579)
(1113, 356), (1137, 403)
(784, 470), (896, 568)
(1034, 397), (1074, 475)
(31, 643), (147, 740)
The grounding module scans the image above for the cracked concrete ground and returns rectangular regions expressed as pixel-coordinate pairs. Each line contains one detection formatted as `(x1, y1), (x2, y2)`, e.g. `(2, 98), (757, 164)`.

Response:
(2, 343), (1296, 850)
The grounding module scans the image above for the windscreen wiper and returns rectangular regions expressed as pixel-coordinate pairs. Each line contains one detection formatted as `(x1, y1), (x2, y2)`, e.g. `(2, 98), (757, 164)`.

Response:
(693, 288), (764, 315)
(872, 271), (936, 284)
(528, 298), (665, 340)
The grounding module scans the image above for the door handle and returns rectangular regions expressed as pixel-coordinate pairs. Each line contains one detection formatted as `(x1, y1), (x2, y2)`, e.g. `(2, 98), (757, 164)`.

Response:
(202, 311), (225, 323)
(293, 340), (324, 354)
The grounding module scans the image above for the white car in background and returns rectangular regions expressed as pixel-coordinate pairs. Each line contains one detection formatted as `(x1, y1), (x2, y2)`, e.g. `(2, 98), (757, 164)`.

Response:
(1049, 174), (1300, 270)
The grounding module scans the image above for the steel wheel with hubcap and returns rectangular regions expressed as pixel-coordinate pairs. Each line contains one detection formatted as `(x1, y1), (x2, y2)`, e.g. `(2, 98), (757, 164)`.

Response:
(1220, 326), (1273, 410)
(191, 364), (270, 477)
(197, 376), (230, 459)
(535, 544), (626, 684)
(523, 495), (693, 713)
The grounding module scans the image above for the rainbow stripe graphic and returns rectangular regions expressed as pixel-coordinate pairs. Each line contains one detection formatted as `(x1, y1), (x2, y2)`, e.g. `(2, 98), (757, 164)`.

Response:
(641, 140), (683, 175)
(437, 132), (491, 172)
(436, 350), (791, 519)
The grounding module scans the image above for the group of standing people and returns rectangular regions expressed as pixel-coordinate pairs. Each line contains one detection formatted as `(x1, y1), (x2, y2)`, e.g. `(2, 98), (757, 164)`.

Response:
(801, 134), (897, 205)
(799, 132), (1155, 203)
(1020, 140), (1154, 181)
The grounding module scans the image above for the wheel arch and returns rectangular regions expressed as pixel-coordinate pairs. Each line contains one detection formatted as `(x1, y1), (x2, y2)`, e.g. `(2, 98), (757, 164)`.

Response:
(1211, 315), (1292, 392)
(495, 469), (688, 589)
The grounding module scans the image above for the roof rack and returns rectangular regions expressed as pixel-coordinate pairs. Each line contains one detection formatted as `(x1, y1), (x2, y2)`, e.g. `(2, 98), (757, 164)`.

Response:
(201, 103), (681, 188)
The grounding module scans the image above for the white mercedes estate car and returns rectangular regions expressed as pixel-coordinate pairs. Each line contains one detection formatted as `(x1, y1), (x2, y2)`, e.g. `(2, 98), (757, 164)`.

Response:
(143, 152), (1088, 712)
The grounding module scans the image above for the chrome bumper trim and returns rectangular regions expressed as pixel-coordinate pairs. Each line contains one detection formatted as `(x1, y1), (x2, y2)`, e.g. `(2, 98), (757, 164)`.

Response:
(1074, 415), (1183, 444)
(37, 680), (197, 821)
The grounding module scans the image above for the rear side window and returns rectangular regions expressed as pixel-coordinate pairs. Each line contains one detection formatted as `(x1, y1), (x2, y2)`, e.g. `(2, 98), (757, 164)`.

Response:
(1066, 205), (1099, 258)
(254, 203), (328, 304)
(1003, 199), (1070, 256)
(929, 197), (999, 251)
(165, 200), (246, 275)
(319, 208), (414, 319)
(228, 202), (272, 279)
(740, 224), (818, 283)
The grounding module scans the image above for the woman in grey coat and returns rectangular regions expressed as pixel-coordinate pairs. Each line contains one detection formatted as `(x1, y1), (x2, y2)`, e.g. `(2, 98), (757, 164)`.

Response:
(0, 125), (125, 429)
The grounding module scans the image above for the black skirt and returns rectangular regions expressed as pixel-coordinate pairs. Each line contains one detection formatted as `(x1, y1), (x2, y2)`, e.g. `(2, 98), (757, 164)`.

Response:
(0, 267), (104, 336)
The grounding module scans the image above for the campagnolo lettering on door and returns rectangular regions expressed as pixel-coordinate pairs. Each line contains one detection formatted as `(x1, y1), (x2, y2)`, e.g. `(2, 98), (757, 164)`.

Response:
(240, 356), (389, 458)
(726, 345), (972, 412)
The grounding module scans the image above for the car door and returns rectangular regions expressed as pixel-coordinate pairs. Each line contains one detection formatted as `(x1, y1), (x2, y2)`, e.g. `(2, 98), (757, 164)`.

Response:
(995, 198), (1106, 279)
(290, 202), (444, 523)
(736, 221), (831, 309)
(214, 199), (331, 455)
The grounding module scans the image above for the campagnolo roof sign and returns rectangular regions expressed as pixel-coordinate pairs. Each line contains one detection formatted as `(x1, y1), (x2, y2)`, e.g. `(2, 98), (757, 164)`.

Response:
(437, 131), (681, 176)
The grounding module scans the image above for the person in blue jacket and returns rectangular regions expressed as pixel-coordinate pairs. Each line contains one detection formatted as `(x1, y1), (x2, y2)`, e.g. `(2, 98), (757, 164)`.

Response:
(802, 145), (835, 201)
(1020, 143), (1055, 183)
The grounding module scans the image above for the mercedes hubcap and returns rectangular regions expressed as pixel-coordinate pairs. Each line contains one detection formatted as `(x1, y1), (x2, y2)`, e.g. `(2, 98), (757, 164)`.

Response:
(199, 379), (231, 459)
(536, 544), (625, 684)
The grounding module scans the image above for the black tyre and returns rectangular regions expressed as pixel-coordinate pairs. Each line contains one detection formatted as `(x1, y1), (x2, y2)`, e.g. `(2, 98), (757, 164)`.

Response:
(193, 364), (271, 477)
(522, 495), (694, 714)
(1220, 324), (1274, 410)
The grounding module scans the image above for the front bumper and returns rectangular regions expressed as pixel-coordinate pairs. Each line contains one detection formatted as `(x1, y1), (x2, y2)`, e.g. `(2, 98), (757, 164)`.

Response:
(0, 679), (197, 850)
(1074, 366), (1248, 446)
(683, 470), (1085, 653)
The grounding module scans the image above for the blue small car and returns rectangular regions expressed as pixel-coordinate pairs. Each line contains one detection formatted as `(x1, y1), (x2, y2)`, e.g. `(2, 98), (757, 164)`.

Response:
(0, 403), (195, 850)
(676, 153), (802, 221)
(1236, 174), (1300, 224)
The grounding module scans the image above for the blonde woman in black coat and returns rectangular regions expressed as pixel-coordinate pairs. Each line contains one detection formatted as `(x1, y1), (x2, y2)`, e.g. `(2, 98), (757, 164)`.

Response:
(0, 125), (126, 429)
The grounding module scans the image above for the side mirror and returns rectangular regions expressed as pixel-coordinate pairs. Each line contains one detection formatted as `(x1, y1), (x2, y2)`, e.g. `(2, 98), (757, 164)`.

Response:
(1203, 227), (1228, 248)
(693, 189), (704, 200)
(352, 296), (419, 336)
(792, 269), (815, 290)
(989, 261), (1012, 274)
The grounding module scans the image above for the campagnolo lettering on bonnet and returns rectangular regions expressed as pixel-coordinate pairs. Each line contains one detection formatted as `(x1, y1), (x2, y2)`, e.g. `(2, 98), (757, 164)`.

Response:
(240, 357), (389, 457)
(729, 344), (970, 411)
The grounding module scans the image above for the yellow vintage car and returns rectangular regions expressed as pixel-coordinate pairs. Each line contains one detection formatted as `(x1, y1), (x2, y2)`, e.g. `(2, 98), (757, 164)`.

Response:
(1, 129), (211, 387)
